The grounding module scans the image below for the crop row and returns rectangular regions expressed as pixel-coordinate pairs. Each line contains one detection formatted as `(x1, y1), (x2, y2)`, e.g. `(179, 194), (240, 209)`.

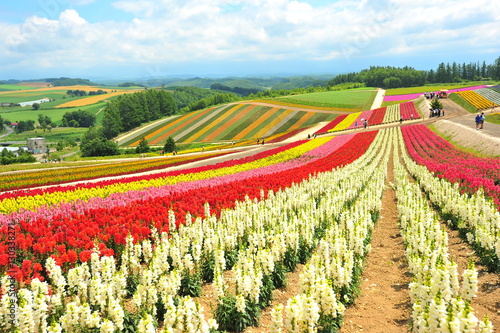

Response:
(402, 125), (500, 272)
(0, 139), (312, 214)
(55, 91), (134, 108)
(455, 91), (498, 110)
(475, 88), (500, 107)
(0, 131), (380, 332)
(318, 101), (419, 133)
(402, 124), (500, 210)
(394, 128), (493, 332)
(0, 152), (230, 193)
(0, 133), (375, 274)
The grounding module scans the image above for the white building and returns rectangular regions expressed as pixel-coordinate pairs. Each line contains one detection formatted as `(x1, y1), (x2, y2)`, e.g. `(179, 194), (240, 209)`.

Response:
(27, 137), (47, 154)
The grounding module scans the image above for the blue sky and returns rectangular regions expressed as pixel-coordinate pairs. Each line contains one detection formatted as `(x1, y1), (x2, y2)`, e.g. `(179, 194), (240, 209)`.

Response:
(1, 0), (499, 80)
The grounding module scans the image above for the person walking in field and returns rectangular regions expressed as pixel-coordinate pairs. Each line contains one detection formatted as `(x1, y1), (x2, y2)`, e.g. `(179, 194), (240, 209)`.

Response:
(480, 112), (485, 129)
(363, 119), (368, 129)
(475, 113), (482, 129)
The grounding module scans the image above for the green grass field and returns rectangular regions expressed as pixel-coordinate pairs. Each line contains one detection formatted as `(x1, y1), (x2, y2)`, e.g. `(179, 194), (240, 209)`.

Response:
(384, 81), (499, 96)
(0, 84), (39, 92)
(274, 90), (377, 110)
(4, 127), (88, 143)
(0, 102), (106, 124)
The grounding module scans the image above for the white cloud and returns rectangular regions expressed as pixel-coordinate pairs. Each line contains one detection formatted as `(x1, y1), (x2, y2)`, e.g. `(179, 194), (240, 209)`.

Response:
(0, 0), (499, 77)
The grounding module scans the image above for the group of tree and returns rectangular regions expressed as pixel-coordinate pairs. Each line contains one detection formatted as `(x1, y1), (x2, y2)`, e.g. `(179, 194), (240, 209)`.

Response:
(118, 82), (146, 88)
(80, 127), (120, 157)
(62, 110), (96, 127)
(100, 89), (177, 139)
(328, 56), (500, 89)
(210, 83), (262, 96)
(429, 59), (500, 83)
(14, 120), (35, 133)
(38, 114), (56, 131)
(66, 89), (107, 97)
(47, 77), (96, 86)
(172, 86), (228, 110)
(1, 148), (36, 165)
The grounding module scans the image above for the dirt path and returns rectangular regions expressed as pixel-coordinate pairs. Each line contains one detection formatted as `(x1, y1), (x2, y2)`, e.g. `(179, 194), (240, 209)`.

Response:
(340, 149), (412, 333)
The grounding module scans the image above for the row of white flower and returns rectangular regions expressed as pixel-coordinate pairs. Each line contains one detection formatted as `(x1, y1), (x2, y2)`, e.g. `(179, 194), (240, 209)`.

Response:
(268, 129), (391, 332)
(400, 130), (500, 270)
(0, 129), (390, 333)
(394, 128), (493, 333)
(383, 104), (401, 123)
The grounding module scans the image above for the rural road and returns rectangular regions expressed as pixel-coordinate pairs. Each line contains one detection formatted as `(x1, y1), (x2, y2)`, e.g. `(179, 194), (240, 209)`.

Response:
(0, 125), (13, 139)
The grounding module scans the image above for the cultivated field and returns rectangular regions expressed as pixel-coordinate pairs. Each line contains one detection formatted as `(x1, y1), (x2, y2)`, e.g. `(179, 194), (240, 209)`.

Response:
(0, 88), (499, 333)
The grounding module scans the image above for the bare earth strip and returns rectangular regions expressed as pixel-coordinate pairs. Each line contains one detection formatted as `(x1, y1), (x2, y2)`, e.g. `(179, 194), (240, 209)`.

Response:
(340, 152), (412, 333)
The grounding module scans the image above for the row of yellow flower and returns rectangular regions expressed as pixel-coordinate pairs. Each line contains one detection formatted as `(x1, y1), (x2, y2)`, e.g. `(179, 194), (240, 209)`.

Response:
(0, 153), (221, 192)
(330, 112), (361, 132)
(249, 100), (359, 112)
(1, 137), (332, 214)
(55, 91), (138, 108)
(456, 91), (499, 110)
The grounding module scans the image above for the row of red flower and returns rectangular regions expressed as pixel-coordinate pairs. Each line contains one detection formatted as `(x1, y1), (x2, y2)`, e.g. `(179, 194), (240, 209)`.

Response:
(1, 132), (377, 283)
(402, 125), (500, 208)
(0, 152), (233, 193)
(0, 142), (303, 202)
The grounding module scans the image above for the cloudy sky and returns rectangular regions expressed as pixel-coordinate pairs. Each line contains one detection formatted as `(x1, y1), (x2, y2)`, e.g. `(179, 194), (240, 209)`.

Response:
(1, 0), (499, 80)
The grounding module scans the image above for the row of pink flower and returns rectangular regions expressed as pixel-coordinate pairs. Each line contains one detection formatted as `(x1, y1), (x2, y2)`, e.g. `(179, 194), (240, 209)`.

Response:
(402, 124), (500, 208)
(1, 132), (376, 273)
(2, 134), (357, 226)
(383, 85), (490, 102)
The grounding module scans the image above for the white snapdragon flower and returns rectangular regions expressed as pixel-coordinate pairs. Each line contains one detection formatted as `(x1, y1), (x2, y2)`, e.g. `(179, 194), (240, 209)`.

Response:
(17, 289), (35, 333)
(137, 313), (156, 333)
(235, 294), (246, 313)
(270, 304), (283, 333)
(461, 265), (478, 301)
(100, 318), (116, 333)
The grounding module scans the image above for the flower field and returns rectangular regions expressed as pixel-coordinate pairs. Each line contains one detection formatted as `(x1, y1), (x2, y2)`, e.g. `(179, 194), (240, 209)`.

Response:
(317, 101), (420, 133)
(454, 91), (498, 110)
(55, 91), (137, 108)
(1, 122), (498, 332)
(119, 103), (337, 147)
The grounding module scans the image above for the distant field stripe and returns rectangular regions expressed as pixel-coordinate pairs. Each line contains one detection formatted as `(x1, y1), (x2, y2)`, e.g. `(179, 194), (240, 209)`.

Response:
(136, 107), (217, 146)
(174, 105), (234, 142)
(264, 110), (299, 135)
(130, 112), (198, 146)
(202, 104), (259, 142)
(253, 109), (295, 139)
(288, 111), (316, 131)
(232, 107), (280, 140)
(183, 104), (246, 143)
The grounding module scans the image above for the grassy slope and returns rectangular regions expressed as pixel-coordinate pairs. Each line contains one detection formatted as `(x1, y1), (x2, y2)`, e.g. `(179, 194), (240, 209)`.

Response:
(385, 81), (499, 96)
(274, 90), (376, 110)
(449, 93), (477, 113)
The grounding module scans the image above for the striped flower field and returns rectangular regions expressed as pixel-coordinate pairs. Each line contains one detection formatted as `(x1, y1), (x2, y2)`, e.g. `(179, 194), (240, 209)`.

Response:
(119, 103), (338, 147)
(1, 121), (498, 332)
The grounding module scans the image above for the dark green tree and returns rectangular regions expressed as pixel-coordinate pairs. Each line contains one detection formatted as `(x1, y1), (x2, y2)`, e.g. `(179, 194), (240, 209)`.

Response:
(135, 137), (150, 154)
(163, 136), (177, 153)
(32, 103), (40, 110)
(430, 98), (443, 111)
(80, 127), (121, 157)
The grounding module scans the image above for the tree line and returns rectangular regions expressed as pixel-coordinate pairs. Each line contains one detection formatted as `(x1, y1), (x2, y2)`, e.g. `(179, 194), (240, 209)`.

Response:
(66, 89), (107, 97)
(100, 89), (177, 139)
(328, 56), (500, 88)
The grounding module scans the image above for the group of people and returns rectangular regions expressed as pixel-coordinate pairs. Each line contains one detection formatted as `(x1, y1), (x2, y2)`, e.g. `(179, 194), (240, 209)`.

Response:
(475, 112), (485, 129)
(424, 92), (445, 99)
(429, 109), (444, 118)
